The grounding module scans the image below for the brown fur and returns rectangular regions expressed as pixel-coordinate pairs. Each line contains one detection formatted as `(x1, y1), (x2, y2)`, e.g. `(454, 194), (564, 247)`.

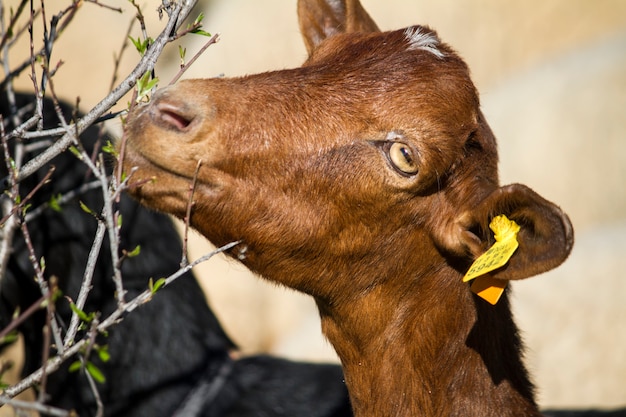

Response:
(120, 1), (573, 415)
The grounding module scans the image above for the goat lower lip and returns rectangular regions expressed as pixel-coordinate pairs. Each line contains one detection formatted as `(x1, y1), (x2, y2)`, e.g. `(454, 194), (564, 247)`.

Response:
(124, 141), (186, 179)
(124, 144), (223, 191)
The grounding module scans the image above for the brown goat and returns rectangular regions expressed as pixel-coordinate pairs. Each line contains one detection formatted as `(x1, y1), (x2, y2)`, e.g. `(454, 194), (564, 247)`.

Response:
(120, 0), (574, 415)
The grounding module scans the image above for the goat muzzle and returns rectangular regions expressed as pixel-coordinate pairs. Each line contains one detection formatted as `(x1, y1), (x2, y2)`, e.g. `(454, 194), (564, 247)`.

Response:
(146, 88), (199, 133)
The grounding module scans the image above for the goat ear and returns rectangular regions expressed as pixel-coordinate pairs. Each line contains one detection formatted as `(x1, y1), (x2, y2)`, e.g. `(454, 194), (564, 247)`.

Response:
(447, 184), (574, 281)
(297, 0), (380, 55)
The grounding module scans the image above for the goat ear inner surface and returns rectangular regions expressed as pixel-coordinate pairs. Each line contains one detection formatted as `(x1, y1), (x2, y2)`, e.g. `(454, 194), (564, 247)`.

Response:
(297, 0), (380, 56)
(455, 183), (574, 281)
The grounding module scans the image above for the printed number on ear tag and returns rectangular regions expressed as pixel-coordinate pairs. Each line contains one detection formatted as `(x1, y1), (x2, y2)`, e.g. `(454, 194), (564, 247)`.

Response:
(462, 215), (520, 304)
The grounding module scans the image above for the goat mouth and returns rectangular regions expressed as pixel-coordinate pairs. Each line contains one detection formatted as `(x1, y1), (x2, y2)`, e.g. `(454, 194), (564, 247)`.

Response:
(122, 141), (192, 182)
(121, 139), (226, 195)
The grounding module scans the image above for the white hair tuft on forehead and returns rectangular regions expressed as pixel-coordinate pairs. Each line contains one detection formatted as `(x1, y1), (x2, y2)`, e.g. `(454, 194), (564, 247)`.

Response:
(404, 26), (445, 59)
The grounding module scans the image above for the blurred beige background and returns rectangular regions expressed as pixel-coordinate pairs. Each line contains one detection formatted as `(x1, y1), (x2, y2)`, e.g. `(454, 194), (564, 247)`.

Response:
(5, 0), (626, 411)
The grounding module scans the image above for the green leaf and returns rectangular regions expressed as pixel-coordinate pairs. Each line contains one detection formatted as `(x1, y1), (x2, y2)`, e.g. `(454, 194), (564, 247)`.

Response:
(69, 302), (93, 323)
(79, 201), (94, 215)
(136, 71), (159, 102)
(117, 214), (123, 228)
(48, 193), (63, 212)
(179, 45), (186, 64)
(126, 245), (141, 258)
(145, 77), (159, 91)
(21, 203), (32, 216)
(194, 12), (205, 26)
(102, 140), (118, 158)
(129, 36), (141, 51)
(0, 330), (19, 346)
(69, 145), (83, 160)
(191, 28), (211, 37)
(68, 361), (82, 373)
(149, 277), (166, 295)
(129, 36), (150, 56)
(187, 13), (210, 37)
(96, 345), (110, 363)
(51, 287), (63, 302)
(86, 362), (106, 383)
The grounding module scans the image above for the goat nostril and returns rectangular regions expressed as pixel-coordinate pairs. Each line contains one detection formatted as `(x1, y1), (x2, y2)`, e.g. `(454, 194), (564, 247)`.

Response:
(154, 102), (194, 132)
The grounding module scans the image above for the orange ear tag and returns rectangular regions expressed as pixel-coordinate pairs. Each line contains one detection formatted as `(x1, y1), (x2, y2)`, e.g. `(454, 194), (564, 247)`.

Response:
(462, 215), (520, 305)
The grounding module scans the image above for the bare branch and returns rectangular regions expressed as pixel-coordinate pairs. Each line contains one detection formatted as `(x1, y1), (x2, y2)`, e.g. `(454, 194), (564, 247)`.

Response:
(0, 294), (46, 342)
(181, 159), (202, 267)
(1, 240), (240, 400)
(0, 165), (54, 226)
(0, 0), (29, 50)
(8, 0), (198, 188)
(24, 178), (102, 222)
(63, 221), (106, 347)
(0, 395), (71, 417)
(0, 2), (236, 414)
(98, 157), (126, 307)
(84, 0), (123, 14)
(169, 32), (220, 85)
(19, 218), (65, 354)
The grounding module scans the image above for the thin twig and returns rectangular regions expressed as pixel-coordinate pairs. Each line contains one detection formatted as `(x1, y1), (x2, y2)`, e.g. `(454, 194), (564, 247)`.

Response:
(128, 0), (148, 44)
(82, 354), (104, 417)
(0, 395), (71, 417)
(0, 137), (20, 290)
(0, 165), (54, 226)
(7, 0), (197, 188)
(4, 114), (40, 140)
(63, 221), (106, 347)
(114, 129), (128, 202)
(0, 0), (28, 50)
(0, 0), (77, 94)
(0, 2), (223, 413)
(5, 6), (41, 51)
(97, 156), (126, 307)
(169, 32), (220, 85)
(84, 0), (123, 14)
(6, 110), (125, 141)
(0, 0), (36, 283)
(19, 220), (65, 354)
(181, 159), (202, 268)
(38, 276), (59, 403)
(24, 178), (102, 222)
(31, 46), (44, 133)
(0, 294), (46, 342)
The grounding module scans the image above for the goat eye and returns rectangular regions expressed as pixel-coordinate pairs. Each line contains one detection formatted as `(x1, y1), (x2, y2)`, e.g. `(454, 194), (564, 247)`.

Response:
(388, 142), (418, 175)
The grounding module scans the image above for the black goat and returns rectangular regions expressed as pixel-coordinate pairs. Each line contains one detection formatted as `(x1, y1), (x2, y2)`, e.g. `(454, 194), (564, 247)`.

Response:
(0, 93), (352, 417)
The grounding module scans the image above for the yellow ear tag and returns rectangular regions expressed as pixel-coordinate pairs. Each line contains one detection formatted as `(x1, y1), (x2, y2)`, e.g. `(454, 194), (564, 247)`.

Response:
(462, 215), (520, 304)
